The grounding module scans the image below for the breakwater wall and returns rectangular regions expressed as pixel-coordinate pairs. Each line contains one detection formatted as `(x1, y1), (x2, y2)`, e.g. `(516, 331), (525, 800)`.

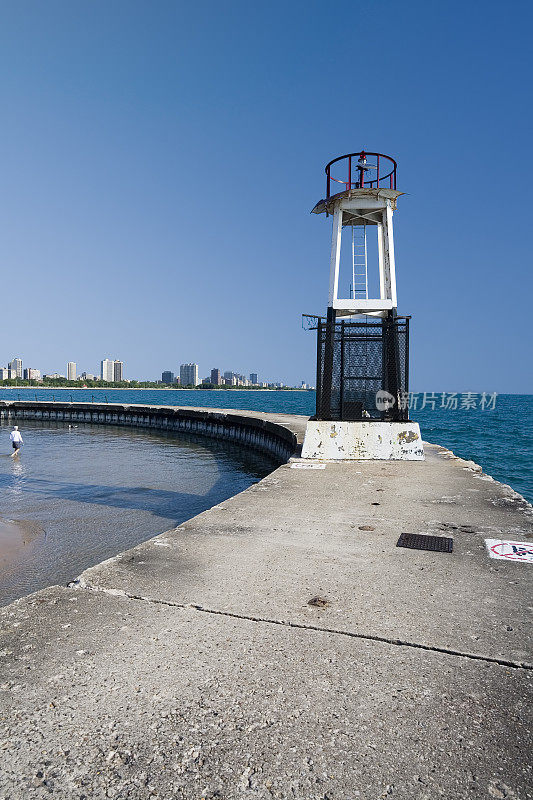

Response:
(0, 401), (302, 462)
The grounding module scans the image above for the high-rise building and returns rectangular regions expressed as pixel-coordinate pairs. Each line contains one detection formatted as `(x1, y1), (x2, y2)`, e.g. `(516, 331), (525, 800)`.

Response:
(113, 360), (123, 382)
(101, 359), (114, 381)
(210, 368), (222, 385)
(162, 371), (175, 384)
(9, 358), (22, 378)
(0, 368), (9, 380)
(223, 371), (233, 381)
(249, 373), (258, 385)
(180, 363), (199, 386)
(24, 368), (41, 381)
(67, 362), (76, 380)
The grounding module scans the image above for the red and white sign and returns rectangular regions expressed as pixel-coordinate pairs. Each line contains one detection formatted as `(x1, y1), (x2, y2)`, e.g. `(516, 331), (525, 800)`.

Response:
(485, 539), (533, 564)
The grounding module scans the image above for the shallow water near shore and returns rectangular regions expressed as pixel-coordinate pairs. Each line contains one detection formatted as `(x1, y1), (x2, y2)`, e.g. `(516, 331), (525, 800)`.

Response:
(0, 421), (278, 607)
(1, 388), (531, 503)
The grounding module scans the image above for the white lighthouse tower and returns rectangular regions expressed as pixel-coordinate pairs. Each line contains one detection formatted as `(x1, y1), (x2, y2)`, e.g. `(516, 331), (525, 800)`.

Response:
(301, 151), (424, 460)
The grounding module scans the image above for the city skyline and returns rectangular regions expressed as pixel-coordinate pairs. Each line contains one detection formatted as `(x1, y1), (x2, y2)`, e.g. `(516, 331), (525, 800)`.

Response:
(0, 354), (292, 386)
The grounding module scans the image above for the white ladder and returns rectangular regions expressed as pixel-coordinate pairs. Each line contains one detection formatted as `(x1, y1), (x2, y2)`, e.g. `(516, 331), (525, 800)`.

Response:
(351, 224), (368, 299)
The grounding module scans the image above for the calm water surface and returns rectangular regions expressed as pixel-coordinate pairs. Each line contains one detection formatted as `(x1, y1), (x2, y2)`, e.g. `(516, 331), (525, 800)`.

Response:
(0, 388), (531, 503)
(0, 420), (277, 607)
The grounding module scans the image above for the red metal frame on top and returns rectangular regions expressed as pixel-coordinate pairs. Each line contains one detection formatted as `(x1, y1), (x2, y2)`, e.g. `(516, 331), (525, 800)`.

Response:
(325, 151), (397, 199)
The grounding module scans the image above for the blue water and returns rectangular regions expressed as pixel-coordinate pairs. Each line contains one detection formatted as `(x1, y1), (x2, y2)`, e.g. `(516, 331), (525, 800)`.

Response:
(0, 421), (277, 607)
(1, 388), (531, 504)
(0, 387), (316, 416)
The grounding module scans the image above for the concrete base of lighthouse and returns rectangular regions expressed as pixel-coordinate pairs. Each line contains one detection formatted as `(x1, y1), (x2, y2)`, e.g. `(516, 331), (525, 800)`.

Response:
(300, 420), (424, 461)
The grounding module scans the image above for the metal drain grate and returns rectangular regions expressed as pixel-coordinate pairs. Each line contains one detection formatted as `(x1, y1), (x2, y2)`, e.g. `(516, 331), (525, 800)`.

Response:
(396, 533), (453, 553)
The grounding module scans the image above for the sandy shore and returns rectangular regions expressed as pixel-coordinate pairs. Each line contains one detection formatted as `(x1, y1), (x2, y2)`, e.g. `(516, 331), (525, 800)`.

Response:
(0, 518), (43, 568)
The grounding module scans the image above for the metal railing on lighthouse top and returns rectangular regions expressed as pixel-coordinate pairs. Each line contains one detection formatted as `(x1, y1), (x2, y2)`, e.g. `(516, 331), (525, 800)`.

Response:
(325, 151), (397, 199)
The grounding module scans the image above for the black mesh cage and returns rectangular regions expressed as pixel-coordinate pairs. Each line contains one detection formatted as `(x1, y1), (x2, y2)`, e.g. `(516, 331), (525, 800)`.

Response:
(315, 313), (409, 421)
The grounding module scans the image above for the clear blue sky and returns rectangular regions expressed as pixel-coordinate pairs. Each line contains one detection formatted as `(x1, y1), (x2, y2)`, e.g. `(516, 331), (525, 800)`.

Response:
(1, 0), (531, 389)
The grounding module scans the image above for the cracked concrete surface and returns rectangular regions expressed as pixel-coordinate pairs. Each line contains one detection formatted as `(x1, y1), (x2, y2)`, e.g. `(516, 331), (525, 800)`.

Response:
(0, 416), (532, 799)
(74, 442), (533, 667)
(69, 586), (533, 670)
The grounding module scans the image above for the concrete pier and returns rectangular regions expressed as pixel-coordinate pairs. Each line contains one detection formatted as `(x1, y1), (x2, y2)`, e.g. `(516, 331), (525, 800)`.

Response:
(0, 403), (532, 799)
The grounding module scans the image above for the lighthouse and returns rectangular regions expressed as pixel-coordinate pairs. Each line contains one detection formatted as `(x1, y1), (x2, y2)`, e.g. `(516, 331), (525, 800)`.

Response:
(301, 151), (424, 460)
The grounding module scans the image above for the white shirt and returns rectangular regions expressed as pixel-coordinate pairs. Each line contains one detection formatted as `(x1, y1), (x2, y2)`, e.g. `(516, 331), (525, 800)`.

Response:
(10, 430), (23, 443)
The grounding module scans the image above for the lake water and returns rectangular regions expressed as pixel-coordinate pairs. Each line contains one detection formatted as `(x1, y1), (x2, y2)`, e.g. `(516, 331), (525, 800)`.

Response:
(0, 387), (531, 504)
(0, 420), (278, 607)
(0, 390), (531, 606)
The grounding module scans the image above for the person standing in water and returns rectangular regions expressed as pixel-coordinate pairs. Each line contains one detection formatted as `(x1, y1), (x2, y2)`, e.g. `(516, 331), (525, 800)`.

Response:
(9, 425), (23, 457)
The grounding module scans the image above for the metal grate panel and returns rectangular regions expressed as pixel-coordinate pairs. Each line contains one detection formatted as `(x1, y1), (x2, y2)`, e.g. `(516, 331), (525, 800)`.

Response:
(315, 314), (409, 421)
(396, 533), (453, 553)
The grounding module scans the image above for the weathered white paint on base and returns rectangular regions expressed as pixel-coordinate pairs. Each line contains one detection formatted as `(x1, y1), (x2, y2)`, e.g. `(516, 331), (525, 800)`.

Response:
(301, 420), (424, 461)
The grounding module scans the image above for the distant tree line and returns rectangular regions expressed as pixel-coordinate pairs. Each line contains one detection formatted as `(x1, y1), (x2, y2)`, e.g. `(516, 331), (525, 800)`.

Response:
(0, 378), (304, 390)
